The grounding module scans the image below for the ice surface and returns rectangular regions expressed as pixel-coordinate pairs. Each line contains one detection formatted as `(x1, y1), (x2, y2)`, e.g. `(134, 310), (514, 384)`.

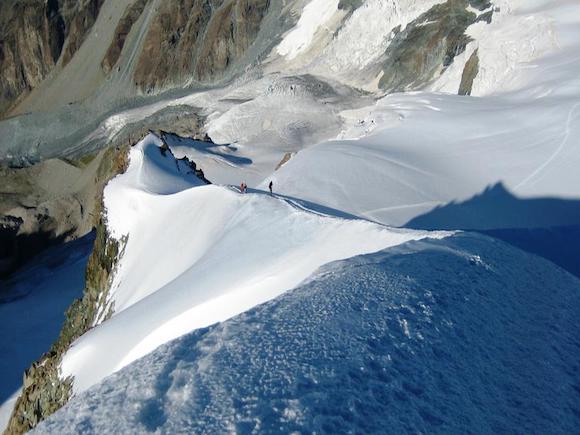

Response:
(36, 233), (580, 434)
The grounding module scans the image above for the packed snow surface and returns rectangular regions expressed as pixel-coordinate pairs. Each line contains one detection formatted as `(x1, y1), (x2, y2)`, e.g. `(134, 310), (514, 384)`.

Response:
(37, 233), (580, 434)
(60, 134), (451, 394)
(266, 0), (580, 228)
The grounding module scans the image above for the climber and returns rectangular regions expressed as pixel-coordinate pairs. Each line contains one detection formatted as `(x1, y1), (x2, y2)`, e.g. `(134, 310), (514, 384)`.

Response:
(268, 181), (273, 195)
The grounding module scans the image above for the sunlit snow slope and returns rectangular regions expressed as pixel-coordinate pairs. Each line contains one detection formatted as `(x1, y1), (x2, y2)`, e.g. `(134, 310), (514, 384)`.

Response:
(268, 0), (580, 227)
(37, 233), (580, 434)
(60, 134), (451, 394)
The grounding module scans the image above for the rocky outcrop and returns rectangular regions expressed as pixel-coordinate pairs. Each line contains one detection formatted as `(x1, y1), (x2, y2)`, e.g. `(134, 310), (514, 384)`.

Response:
(111, 105), (208, 147)
(275, 152), (295, 171)
(459, 49), (479, 95)
(158, 131), (213, 184)
(134, 0), (271, 93)
(338, 0), (364, 10)
(379, 0), (492, 92)
(3, 131), (211, 433)
(0, 0), (104, 118)
(101, 0), (149, 74)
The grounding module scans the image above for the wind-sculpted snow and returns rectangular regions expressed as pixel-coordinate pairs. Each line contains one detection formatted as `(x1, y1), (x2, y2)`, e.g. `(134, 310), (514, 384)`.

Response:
(36, 233), (580, 434)
(60, 134), (451, 395)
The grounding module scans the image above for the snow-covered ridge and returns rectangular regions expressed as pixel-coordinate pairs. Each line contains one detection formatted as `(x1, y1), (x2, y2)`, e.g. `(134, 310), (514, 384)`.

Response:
(38, 233), (580, 433)
(60, 134), (452, 394)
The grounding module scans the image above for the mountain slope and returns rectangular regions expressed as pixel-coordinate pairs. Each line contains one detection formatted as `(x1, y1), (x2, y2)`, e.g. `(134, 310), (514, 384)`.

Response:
(59, 133), (451, 394)
(266, 0), (580, 227)
(35, 233), (580, 433)
(0, 0), (504, 165)
(2, 0), (580, 432)
(0, 0), (105, 116)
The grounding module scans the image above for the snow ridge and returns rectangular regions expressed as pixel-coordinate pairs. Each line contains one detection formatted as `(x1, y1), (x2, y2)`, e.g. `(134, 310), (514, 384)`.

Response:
(60, 134), (451, 395)
(37, 233), (580, 434)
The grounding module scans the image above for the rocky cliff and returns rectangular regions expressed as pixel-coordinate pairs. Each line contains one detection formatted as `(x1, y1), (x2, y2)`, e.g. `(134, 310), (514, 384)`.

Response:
(3, 143), (129, 435)
(0, 148), (112, 278)
(133, 0), (271, 93)
(0, 0), (104, 118)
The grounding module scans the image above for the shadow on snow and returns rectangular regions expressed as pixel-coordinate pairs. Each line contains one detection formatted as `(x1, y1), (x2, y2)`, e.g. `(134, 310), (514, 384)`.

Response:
(405, 182), (580, 277)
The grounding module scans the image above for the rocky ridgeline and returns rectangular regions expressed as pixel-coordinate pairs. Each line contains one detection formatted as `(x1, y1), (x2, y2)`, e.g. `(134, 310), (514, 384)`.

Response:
(3, 129), (211, 434)
(3, 143), (129, 435)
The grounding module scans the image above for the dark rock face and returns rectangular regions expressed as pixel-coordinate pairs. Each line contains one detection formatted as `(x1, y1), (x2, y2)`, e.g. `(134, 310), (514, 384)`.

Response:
(379, 0), (492, 92)
(134, 0), (271, 93)
(0, 1), (58, 116)
(275, 152), (295, 171)
(0, 216), (23, 276)
(0, 0), (104, 118)
(459, 49), (479, 95)
(60, 0), (106, 66)
(158, 131), (213, 184)
(102, 0), (149, 74)
(338, 0), (364, 10)
(469, 0), (492, 10)
(46, 0), (67, 63)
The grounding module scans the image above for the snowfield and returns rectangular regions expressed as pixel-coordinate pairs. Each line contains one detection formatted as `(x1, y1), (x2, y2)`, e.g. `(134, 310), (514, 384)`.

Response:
(60, 134), (452, 394)
(264, 0), (580, 228)
(36, 233), (580, 433)
(268, 90), (580, 227)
